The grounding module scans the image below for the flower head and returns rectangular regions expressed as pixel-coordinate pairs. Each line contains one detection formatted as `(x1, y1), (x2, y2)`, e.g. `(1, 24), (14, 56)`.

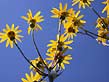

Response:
(67, 10), (86, 28)
(0, 24), (23, 48)
(51, 3), (74, 21)
(96, 28), (109, 46)
(47, 34), (73, 53)
(64, 22), (79, 39)
(22, 9), (44, 34)
(21, 71), (42, 82)
(30, 57), (47, 72)
(72, 0), (94, 9)
(96, 17), (109, 29)
(102, 0), (109, 18)
(46, 52), (72, 69)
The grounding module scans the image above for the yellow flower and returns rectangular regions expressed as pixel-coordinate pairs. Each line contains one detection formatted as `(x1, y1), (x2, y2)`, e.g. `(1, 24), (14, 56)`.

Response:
(0, 24), (23, 48)
(51, 3), (74, 20)
(96, 17), (109, 29)
(72, 0), (94, 9)
(30, 57), (47, 72)
(97, 28), (109, 46)
(22, 9), (44, 34)
(46, 52), (72, 69)
(64, 22), (79, 39)
(102, 0), (109, 18)
(67, 10), (86, 28)
(21, 71), (42, 82)
(47, 34), (73, 53)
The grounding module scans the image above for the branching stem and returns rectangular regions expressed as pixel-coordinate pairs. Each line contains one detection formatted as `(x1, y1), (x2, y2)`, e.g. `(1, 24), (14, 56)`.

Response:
(51, 19), (62, 69)
(32, 30), (49, 71)
(87, 3), (107, 29)
(14, 41), (47, 76)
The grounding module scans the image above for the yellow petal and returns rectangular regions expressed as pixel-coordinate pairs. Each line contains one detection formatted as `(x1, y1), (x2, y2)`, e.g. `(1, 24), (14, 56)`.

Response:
(102, 6), (107, 13)
(28, 9), (33, 18)
(21, 78), (28, 82)
(64, 55), (72, 60)
(51, 8), (59, 15)
(21, 16), (28, 21)
(63, 4), (67, 11)
(34, 11), (41, 19)
(64, 40), (73, 45)
(61, 63), (65, 69)
(6, 39), (10, 47)
(59, 3), (62, 11)
(28, 27), (32, 35)
(36, 24), (42, 30)
(6, 24), (10, 30)
(11, 24), (15, 31)
(46, 57), (54, 60)
(51, 15), (59, 18)
(9, 40), (13, 48)
(72, 0), (79, 6)
(63, 60), (70, 64)
(78, 15), (84, 19)
(15, 36), (22, 42)
(15, 26), (19, 31)
(76, 11), (80, 17)
(30, 72), (33, 79)
(0, 37), (7, 43)
(25, 73), (31, 82)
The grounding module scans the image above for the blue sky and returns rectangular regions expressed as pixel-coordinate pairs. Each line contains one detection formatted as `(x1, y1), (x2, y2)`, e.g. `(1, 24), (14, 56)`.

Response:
(0, 0), (109, 82)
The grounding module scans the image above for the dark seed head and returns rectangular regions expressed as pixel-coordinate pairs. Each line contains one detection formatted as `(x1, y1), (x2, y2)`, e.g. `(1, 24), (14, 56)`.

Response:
(36, 61), (43, 68)
(101, 22), (108, 29)
(57, 41), (64, 51)
(30, 23), (35, 28)
(102, 34), (106, 38)
(29, 19), (36, 28)
(60, 12), (69, 20)
(80, 0), (87, 3)
(68, 27), (75, 33)
(8, 31), (15, 41)
(58, 56), (64, 63)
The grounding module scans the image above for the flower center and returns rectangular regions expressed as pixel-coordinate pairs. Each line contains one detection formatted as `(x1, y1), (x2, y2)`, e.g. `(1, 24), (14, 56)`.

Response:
(68, 27), (75, 33)
(102, 33), (107, 38)
(57, 41), (64, 51)
(36, 61), (43, 68)
(72, 18), (81, 26)
(58, 55), (64, 63)
(80, 0), (88, 3)
(7, 31), (15, 41)
(29, 19), (36, 28)
(100, 22), (108, 29)
(60, 12), (69, 20)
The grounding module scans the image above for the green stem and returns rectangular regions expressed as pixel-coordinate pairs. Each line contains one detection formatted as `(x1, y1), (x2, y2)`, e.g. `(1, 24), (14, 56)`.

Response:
(32, 30), (49, 71)
(78, 31), (96, 39)
(88, 3), (107, 29)
(79, 27), (109, 40)
(51, 20), (62, 69)
(58, 20), (62, 41)
(38, 76), (47, 82)
(14, 41), (47, 76)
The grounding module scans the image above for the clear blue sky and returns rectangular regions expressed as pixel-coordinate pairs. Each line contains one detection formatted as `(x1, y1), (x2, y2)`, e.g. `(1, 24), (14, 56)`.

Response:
(0, 0), (109, 82)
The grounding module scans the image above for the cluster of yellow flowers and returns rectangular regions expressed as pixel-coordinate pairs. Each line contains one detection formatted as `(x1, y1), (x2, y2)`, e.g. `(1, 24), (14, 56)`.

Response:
(0, 0), (109, 82)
